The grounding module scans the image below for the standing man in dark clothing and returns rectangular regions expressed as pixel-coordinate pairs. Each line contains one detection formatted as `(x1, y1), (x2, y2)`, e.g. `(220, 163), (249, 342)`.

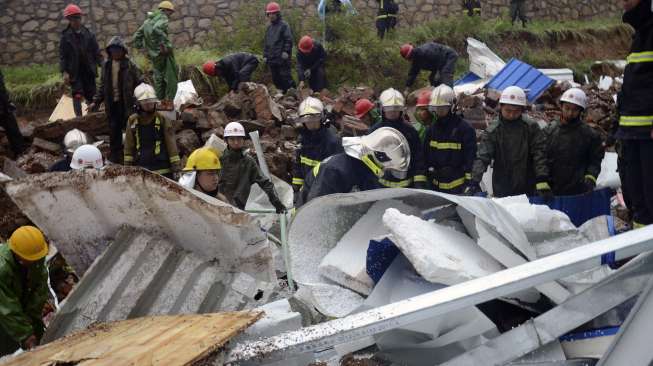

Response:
(376, 0), (399, 39)
(510, 0), (528, 27)
(400, 42), (458, 90)
(263, 2), (296, 94)
(462, 0), (481, 16)
(616, 0), (653, 229)
(0, 69), (26, 156)
(544, 88), (604, 196)
(296, 36), (328, 92)
(88, 36), (143, 164)
(202, 53), (259, 92)
(59, 4), (102, 117)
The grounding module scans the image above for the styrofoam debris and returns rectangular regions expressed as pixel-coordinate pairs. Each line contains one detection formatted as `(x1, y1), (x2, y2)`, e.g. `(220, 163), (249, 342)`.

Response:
(599, 75), (614, 91)
(493, 195), (576, 234)
(382, 208), (503, 285)
(539, 68), (574, 82)
(174, 80), (203, 111)
(597, 152), (621, 189)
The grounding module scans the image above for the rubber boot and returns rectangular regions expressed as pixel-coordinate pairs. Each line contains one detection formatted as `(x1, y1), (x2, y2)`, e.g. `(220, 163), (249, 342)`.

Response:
(73, 94), (83, 117)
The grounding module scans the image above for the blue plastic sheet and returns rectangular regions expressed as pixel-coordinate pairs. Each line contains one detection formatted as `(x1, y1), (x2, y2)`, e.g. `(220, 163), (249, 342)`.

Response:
(454, 72), (482, 86)
(366, 238), (400, 284)
(528, 188), (613, 228)
(486, 58), (555, 103)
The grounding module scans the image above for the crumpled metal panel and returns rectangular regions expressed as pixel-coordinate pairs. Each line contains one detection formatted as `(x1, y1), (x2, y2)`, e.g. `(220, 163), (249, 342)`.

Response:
(486, 58), (555, 103)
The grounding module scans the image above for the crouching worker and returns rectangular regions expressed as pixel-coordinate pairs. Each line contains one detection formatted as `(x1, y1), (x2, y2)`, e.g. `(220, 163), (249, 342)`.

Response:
(179, 147), (227, 201)
(202, 52), (259, 92)
(124, 83), (181, 179)
(50, 129), (94, 172)
(219, 122), (286, 213)
(0, 226), (49, 357)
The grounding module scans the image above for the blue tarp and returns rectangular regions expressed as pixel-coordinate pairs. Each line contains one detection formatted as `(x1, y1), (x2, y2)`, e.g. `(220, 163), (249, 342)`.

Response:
(366, 238), (400, 284)
(486, 58), (555, 103)
(529, 188), (613, 228)
(454, 71), (482, 86)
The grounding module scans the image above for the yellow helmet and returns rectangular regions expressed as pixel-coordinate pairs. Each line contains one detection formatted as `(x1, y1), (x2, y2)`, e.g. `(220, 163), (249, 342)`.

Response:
(8, 226), (49, 261)
(183, 148), (221, 172)
(158, 1), (175, 11)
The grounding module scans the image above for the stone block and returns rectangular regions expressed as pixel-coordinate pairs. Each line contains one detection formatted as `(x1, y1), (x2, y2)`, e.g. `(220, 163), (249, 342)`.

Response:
(22, 20), (39, 32)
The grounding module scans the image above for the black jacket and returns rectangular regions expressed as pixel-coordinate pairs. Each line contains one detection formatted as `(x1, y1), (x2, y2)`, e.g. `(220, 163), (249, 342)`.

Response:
(264, 17), (293, 64)
(616, 0), (653, 140)
(219, 148), (281, 209)
(297, 42), (327, 81)
(0, 69), (10, 114)
(292, 127), (343, 188)
(93, 37), (143, 118)
(298, 153), (381, 207)
(217, 53), (260, 91)
(59, 25), (101, 78)
(406, 42), (458, 87)
(544, 119), (604, 196)
(424, 113), (477, 193)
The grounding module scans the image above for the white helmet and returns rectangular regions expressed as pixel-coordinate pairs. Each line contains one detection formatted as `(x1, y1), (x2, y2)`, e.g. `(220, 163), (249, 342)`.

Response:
(560, 88), (587, 109)
(224, 122), (246, 137)
(499, 86), (528, 107)
(379, 88), (405, 112)
(297, 97), (325, 126)
(63, 128), (90, 154)
(70, 144), (104, 170)
(343, 127), (410, 179)
(134, 83), (158, 102)
(429, 84), (455, 108)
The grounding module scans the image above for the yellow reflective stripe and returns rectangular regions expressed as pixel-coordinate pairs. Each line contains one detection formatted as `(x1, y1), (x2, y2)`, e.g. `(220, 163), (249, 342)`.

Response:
(627, 51), (653, 64)
(634, 222), (647, 229)
(414, 175), (427, 183)
(152, 168), (171, 174)
(155, 118), (161, 155)
(300, 155), (321, 167)
(135, 127), (140, 151)
(124, 155), (134, 162)
(465, 173), (471, 180)
(169, 155), (180, 163)
(292, 177), (305, 186)
(376, 14), (397, 19)
(619, 115), (653, 127)
(536, 182), (551, 190)
(429, 141), (462, 150)
(312, 163), (321, 177)
(433, 177), (466, 190)
(379, 178), (413, 188)
(584, 174), (596, 183)
(361, 155), (383, 177)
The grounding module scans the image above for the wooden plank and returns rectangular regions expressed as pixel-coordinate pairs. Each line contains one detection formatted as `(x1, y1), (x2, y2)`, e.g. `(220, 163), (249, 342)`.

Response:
(1, 311), (264, 366)
(48, 95), (88, 123)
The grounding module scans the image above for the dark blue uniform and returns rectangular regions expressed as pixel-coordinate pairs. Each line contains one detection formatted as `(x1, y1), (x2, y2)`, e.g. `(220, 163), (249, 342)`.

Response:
(298, 153), (381, 207)
(424, 113), (476, 194)
(292, 127), (343, 189)
(297, 41), (327, 92)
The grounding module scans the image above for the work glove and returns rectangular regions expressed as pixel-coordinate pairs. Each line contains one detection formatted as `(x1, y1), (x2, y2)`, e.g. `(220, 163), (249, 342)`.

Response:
(272, 199), (287, 214)
(304, 69), (311, 79)
(536, 182), (554, 202)
(464, 181), (481, 196)
(281, 52), (289, 60)
(584, 177), (596, 193)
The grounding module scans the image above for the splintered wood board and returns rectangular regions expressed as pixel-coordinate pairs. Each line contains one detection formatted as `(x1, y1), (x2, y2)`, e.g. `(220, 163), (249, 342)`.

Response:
(2, 311), (264, 366)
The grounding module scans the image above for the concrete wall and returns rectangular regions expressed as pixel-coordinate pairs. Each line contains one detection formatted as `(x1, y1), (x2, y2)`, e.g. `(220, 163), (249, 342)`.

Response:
(0, 0), (623, 66)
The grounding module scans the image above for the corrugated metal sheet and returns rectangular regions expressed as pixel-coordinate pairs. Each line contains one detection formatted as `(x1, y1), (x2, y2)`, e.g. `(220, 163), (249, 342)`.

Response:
(486, 58), (555, 103)
(454, 72), (482, 86)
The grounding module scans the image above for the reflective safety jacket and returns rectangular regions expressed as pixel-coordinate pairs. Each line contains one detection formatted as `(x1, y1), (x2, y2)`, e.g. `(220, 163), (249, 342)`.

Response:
(124, 112), (180, 175)
(292, 127), (343, 189)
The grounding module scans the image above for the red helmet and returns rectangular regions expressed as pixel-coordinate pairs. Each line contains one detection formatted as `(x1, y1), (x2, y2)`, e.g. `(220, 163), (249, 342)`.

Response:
(63, 4), (82, 18)
(202, 61), (217, 76)
(298, 36), (314, 54)
(355, 99), (375, 119)
(400, 44), (414, 59)
(266, 2), (281, 13)
(416, 90), (431, 107)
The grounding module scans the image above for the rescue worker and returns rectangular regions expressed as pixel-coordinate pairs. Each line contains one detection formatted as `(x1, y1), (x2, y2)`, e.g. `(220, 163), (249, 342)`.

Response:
(462, 0), (481, 16)
(179, 147), (226, 200)
(263, 2), (296, 93)
(413, 90), (435, 143)
(368, 88), (427, 188)
(133, 1), (178, 104)
(219, 122), (286, 212)
(510, 0), (528, 27)
(124, 83), (181, 179)
(59, 4), (102, 117)
(49, 129), (93, 172)
(376, 0), (399, 39)
(424, 85), (476, 194)
(291, 97), (344, 199)
(296, 36), (328, 92)
(468, 86), (551, 198)
(298, 127), (410, 206)
(355, 98), (381, 127)
(69, 144), (105, 170)
(88, 36), (143, 164)
(616, 0), (653, 229)
(544, 88), (604, 196)
(0, 68), (26, 156)
(0, 226), (49, 357)
(202, 53), (260, 92)
(401, 42), (458, 89)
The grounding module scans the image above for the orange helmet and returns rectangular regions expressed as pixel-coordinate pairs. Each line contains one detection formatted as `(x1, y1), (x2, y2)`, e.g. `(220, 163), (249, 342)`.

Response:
(416, 90), (431, 107)
(400, 44), (414, 59)
(298, 36), (314, 54)
(355, 99), (375, 119)
(202, 61), (217, 76)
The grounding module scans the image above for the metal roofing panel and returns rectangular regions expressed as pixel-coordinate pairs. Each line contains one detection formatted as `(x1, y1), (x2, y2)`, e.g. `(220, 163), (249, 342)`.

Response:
(454, 71), (482, 86)
(486, 58), (555, 103)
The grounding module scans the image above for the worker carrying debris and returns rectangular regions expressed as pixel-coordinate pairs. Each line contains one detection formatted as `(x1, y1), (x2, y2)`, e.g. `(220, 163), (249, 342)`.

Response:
(202, 53), (260, 92)
(179, 147), (226, 200)
(291, 97), (343, 199)
(89, 36), (143, 164)
(355, 98), (382, 127)
(412, 90), (435, 143)
(297, 127), (410, 206)
(219, 122), (286, 213)
(424, 85), (476, 194)
(401, 41), (458, 89)
(296, 36), (328, 92)
(544, 88), (604, 196)
(0, 226), (49, 357)
(59, 4), (102, 117)
(133, 1), (178, 104)
(376, 0), (398, 39)
(0, 68), (26, 156)
(263, 2), (297, 94)
(369, 88), (427, 188)
(468, 86), (551, 198)
(124, 83), (181, 179)
(616, 0), (653, 229)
